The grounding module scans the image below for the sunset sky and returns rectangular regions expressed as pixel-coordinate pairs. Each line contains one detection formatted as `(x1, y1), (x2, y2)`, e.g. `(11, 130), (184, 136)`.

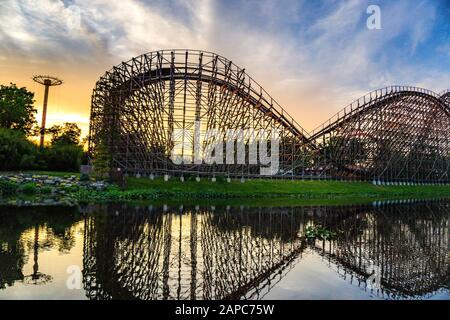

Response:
(1, 0), (449, 137)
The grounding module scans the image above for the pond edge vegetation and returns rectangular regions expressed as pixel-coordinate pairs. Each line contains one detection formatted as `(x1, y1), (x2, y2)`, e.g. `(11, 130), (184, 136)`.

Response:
(1, 172), (449, 205)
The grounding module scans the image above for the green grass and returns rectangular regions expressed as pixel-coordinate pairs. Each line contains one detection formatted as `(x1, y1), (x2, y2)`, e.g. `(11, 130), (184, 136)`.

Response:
(2, 170), (449, 204)
(0, 170), (80, 177)
(124, 176), (450, 199)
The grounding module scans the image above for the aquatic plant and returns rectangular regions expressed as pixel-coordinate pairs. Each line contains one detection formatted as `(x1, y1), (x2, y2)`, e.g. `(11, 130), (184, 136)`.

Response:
(305, 225), (341, 240)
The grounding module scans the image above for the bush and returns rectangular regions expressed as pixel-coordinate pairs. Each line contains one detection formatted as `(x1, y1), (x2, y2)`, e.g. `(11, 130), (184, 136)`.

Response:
(18, 182), (37, 194)
(63, 184), (80, 193)
(0, 128), (40, 170)
(40, 186), (52, 194)
(0, 180), (18, 196)
(44, 143), (83, 172)
(0, 127), (84, 172)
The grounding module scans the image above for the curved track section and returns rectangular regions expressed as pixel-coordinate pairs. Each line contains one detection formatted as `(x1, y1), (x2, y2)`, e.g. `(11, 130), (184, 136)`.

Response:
(440, 90), (450, 107)
(89, 50), (450, 182)
(309, 86), (450, 182)
(89, 50), (311, 177)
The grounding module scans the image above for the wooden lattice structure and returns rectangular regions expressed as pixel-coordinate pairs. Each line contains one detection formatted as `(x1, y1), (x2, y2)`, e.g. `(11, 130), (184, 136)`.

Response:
(89, 50), (450, 182)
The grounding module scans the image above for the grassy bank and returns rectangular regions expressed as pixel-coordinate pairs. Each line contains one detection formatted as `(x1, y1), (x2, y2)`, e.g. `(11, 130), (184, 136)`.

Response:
(0, 171), (80, 177)
(2, 171), (449, 203)
(72, 176), (450, 202)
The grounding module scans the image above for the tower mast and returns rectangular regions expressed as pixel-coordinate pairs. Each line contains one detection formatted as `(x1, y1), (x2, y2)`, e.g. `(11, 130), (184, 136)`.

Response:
(32, 75), (63, 148)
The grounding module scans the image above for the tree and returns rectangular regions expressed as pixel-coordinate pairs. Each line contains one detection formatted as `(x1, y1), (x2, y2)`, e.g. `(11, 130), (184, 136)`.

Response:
(44, 122), (83, 171)
(45, 144), (83, 172)
(48, 122), (81, 145)
(0, 83), (37, 135)
(92, 143), (111, 179)
(0, 128), (40, 170)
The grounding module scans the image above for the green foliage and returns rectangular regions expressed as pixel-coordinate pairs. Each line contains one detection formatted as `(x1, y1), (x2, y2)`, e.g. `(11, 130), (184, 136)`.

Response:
(124, 177), (450, 200)
(40, 186), (52, 194)
(25, 171), (79, 177)
(61, 183), (80, 193)
(0, 180), (18, 196)
(38, 123), (84, 172)
(17, 182), (37, 195)
(92, 143), (111, 180)
(0, 128), (40, 170)
(306, 225), (341, 240)
(0, 83), (37, 135)
(44, 144), (83, 172)
(0, 127), (83, 172)
(47, 122), (81, 146)
(0, 91), (84, 172)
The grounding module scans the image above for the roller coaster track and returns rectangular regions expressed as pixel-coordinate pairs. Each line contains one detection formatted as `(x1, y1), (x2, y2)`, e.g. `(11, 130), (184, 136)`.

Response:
(440, 90), (450, 107)
(309, 86), (449, 140)
(307, 86), (450, 181)
(89, 50), (450, 182)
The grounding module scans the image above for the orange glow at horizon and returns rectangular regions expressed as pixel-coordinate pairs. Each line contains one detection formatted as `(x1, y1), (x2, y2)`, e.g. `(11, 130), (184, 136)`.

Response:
(0, 54), (349, 140)
(1, 0), (449, 146)
(0, 56), (114, 140)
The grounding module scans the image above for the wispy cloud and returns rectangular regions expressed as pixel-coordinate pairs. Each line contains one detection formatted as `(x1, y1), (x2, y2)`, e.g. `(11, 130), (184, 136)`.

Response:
(0, 0), (448, 131)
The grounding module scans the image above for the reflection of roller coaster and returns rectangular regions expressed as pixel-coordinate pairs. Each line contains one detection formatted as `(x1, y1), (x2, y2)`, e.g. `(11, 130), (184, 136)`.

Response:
(89, 50), (450, 182)
(311, 201), (449, 299)
(82, 205), (308, 300)
(81, 201), (449, 300)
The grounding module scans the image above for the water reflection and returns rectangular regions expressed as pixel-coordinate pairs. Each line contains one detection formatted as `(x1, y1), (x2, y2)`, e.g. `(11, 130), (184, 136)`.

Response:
(0, 200), (448, 300)
(0, 207), (82, 289)
(310, 203), (449, 299)
(81, 201), (449, 300)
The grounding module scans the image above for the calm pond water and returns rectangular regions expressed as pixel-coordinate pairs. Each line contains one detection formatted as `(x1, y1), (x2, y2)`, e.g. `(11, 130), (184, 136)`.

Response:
(0, 200), (448, 300)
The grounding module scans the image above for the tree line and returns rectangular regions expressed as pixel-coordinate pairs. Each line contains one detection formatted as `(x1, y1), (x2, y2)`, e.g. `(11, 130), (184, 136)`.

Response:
(0, 83), (87, 172)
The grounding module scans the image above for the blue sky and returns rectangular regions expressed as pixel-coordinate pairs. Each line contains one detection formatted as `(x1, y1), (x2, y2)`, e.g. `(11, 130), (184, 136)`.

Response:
(0, 0), (449, 133)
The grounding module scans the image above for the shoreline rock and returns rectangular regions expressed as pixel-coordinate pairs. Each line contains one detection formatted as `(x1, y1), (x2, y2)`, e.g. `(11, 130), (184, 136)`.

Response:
(0, 173), (109, 196)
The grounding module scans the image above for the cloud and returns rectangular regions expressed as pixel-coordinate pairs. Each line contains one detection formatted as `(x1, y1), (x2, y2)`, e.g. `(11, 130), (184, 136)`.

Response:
(0, 0), (448, 131)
